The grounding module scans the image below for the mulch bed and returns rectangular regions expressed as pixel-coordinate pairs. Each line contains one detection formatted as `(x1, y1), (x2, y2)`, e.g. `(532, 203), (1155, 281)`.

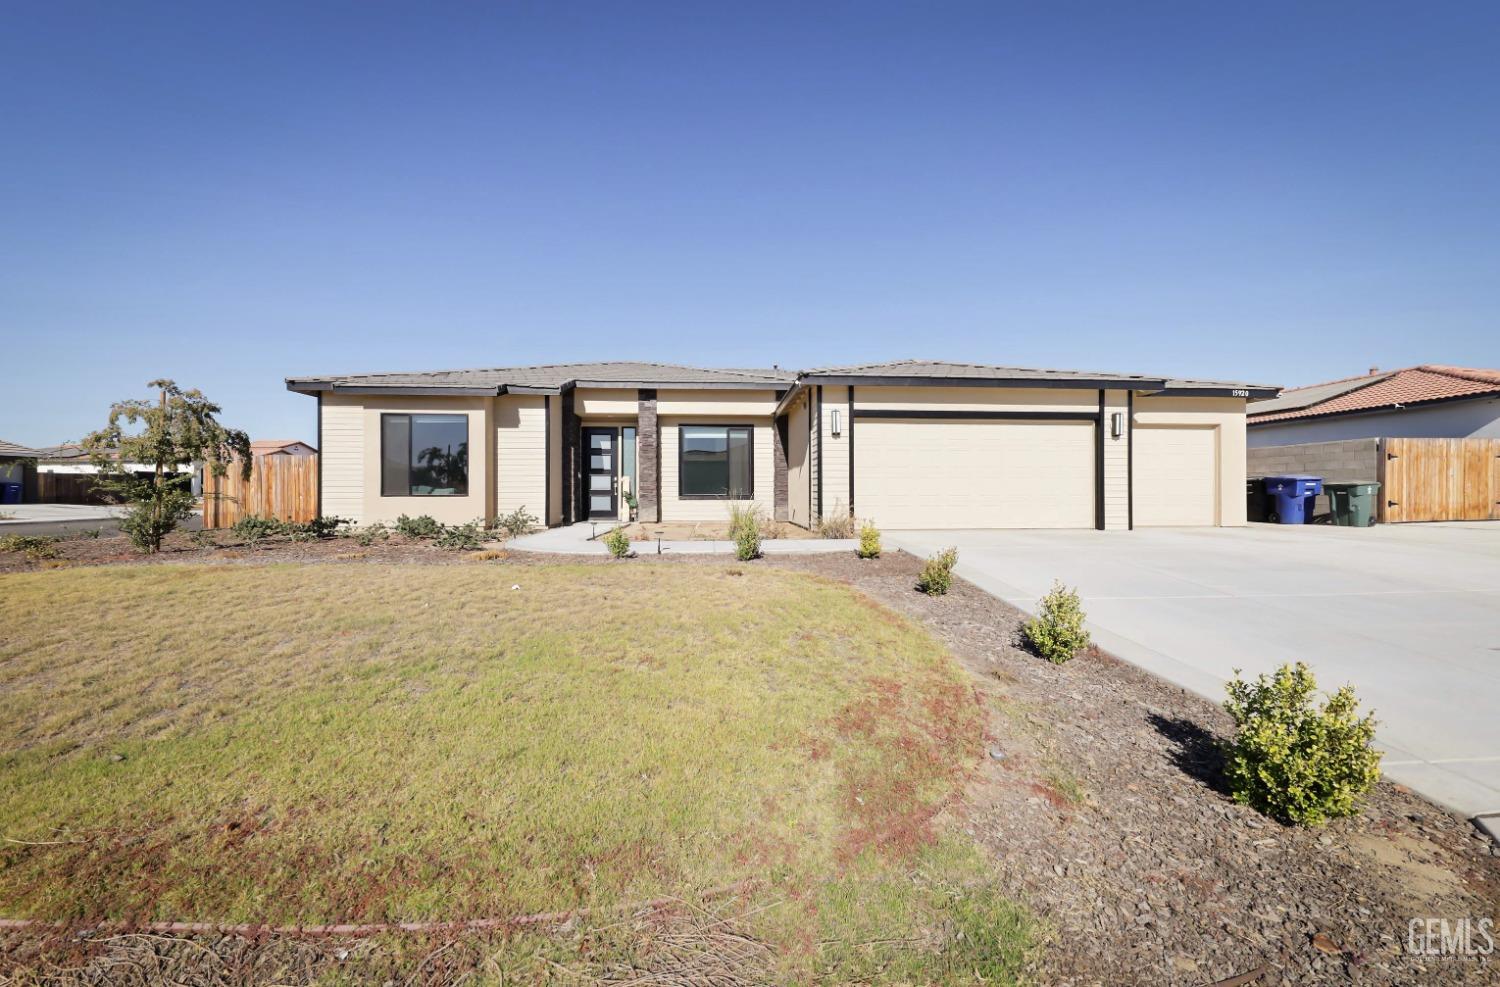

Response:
(769, 550), (1500, 986)
(2, 537), (1497, 986)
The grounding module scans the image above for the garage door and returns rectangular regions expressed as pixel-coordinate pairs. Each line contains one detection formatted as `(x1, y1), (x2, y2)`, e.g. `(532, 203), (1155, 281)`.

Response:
(855, 420), (1095, 529)
(1133, 426), (1217, 526)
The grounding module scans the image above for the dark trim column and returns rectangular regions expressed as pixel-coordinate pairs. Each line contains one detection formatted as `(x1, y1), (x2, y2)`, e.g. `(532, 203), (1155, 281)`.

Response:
(637, 388), (660, 523)
(561, 387), (580, 524)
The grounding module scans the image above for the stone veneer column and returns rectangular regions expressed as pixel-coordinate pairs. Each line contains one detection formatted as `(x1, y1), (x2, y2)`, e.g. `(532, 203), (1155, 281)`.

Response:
(561, 387), (580, 524)
(772, 414), (789, 522)
(636, 389), (660, 522)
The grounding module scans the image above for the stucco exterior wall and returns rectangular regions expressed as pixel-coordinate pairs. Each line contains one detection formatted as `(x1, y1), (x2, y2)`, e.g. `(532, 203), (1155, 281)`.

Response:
(658, 415), (774, 523)
(1247, 395), (1500, 447)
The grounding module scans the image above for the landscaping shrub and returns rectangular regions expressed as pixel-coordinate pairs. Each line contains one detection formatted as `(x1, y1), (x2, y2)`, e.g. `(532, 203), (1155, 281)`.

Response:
(118, 489), (198, 554)
(435, 520), (485, 551)
(0, 535), (58, 560)
(394, 514), (443, 539)
(231, 514), (284, 546)
(74, 528), (102, 540)
(495, 507), (539, 539)
(350, 523), (389, 547)
(916, 547), (958, 596)
(856, 520), (881, 559)
(728, 503), (763, 561)
(189, 528), (219, 549)
(817, 501), (856, 539)
(1222, 662), (1381, 826)
(1023, 581), (1091, 664)
(603, 525), (631, 559)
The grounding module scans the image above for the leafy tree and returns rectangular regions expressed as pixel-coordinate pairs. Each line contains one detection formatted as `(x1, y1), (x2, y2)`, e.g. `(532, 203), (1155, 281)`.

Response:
(83, 380), (250, 553)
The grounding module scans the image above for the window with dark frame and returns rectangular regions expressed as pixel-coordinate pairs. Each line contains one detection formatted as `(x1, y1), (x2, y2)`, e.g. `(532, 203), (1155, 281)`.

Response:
(381, 413), (469, 496)
(679, 425), (753, 499)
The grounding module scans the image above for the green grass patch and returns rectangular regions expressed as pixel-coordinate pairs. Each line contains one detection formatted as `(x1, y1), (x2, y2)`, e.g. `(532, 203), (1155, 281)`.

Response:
(0, 563), (1035, 982)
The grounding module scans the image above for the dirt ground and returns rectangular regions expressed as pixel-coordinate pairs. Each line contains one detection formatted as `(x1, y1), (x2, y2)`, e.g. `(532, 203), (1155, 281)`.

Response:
(2, 534), (1497, 985)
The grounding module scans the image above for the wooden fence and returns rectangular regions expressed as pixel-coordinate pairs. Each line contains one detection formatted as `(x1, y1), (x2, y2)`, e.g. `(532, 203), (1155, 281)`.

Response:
(201, 454), (319, 529)
(34, 472), (116, 505)
(1378, 438), (1500, 523)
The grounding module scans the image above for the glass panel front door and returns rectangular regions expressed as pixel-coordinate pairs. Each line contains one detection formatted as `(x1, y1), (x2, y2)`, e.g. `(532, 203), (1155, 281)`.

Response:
(584, 427), (618, 519)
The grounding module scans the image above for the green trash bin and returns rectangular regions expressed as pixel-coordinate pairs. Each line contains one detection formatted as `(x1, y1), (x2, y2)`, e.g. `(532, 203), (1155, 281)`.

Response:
(1325, 481), (1380, 527)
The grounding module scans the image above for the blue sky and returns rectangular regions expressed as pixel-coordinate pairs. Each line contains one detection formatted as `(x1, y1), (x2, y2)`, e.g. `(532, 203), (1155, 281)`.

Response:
(3, 1), (1497, 446)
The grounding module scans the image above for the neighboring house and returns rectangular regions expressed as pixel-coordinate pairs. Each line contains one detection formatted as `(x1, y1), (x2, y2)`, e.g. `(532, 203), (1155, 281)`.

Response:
(286, 360), (1277, 531)
(1, 439), (41, 501)
(250, 439), (317, 458)
(1247, 365), (1500, 447)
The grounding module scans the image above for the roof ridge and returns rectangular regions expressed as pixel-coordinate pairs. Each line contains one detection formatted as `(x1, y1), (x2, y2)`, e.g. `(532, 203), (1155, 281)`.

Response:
(1416, 364), (1500, 385)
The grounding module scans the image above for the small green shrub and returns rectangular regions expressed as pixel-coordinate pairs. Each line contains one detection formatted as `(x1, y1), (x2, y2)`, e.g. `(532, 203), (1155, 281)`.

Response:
(817, 501), (855, 539)
(0, 535), (58, 560)
(74, 528), (102, 540)
(394, 514), (443, 539)
(351, 523), (389, 547)
(603, 526), (632, 559)
(435, 521), (485, 551)
(1222, 662), (1381, 826)
(495, 507), (539, 539)
(189, 528), (219, 549)
(856, 520), (881, 559)
(118, 488), (197, 553)
(916, 547), (958, 596)
(1023, 581), (1091, 664)
(727, 503), (763, 561)
(232, 514), (284, 546)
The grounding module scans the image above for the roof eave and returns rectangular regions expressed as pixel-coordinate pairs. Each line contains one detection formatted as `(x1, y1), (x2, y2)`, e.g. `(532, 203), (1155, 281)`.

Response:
(797, 372), (1171, 390)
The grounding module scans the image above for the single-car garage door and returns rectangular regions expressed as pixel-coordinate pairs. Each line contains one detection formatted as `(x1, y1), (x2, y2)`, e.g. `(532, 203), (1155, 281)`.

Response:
(855, 419), (1095, 529)
(1133, 426), (1218, 526)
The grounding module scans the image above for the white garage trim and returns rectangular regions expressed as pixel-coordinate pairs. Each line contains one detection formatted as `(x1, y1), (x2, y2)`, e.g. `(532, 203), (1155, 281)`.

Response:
(1132, 424), (1220, 526)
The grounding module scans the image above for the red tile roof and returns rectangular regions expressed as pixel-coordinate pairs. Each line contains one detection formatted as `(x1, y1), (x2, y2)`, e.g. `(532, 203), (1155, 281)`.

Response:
(1248, 365), (1500, 424)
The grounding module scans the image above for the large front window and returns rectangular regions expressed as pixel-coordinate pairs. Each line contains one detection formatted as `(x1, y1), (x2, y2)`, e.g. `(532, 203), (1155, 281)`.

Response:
(381, 413), (468, 496)
(679, 425), (752, 499)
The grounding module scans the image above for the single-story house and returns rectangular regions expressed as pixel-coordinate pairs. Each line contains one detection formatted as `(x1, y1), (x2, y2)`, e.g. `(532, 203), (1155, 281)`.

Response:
(285, 360), (1278, 531)
(250, 439), (318, 458)
(1247, 365), (1500, 447)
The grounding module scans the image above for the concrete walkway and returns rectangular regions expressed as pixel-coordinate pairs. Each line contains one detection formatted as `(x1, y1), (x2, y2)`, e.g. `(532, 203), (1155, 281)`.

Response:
(507, 521), (856, 556)
(888, 522), (1500, 822)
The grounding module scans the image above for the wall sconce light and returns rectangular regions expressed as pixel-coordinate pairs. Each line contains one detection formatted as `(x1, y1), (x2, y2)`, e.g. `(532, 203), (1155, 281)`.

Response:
(1111, 412), (1123, 438)
(830, 408), (842, 437)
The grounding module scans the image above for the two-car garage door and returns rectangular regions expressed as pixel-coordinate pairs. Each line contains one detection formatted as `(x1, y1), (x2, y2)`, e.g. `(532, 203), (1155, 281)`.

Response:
(855, 420), (1096, 529)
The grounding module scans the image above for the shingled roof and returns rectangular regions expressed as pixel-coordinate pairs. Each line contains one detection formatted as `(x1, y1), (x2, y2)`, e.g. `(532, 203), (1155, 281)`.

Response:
(1248, 365), (1500, 425)
(800, 359), (1277, 395)
(288, 359), (1276, 398)
(0, 439), (42, 458)
(287, 361), (794, 394)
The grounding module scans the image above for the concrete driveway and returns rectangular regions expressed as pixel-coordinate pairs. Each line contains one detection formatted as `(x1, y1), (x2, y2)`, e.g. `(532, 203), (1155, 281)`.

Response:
(888, 522), (1500, 821)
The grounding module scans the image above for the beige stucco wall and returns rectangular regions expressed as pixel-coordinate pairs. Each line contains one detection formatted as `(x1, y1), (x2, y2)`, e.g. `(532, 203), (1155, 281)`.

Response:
(574, 388), (637, 416)
(658, 415), (774, 523)
(854, 385), (1098, 414)
(317, 394), (495, 526)
(1133, 394), (1248, 526)
(496, 395), (546, 522)
(786, 392), (811, 528)
(657, 390), (779, 416)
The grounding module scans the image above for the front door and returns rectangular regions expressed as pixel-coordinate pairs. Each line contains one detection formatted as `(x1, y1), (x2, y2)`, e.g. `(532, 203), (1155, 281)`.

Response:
(584, 427), (618, 519)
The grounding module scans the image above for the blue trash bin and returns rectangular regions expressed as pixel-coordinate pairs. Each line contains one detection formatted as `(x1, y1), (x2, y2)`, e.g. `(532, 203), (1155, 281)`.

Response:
(1262, 475), (1322, 524)
(0, 482), (20, 505)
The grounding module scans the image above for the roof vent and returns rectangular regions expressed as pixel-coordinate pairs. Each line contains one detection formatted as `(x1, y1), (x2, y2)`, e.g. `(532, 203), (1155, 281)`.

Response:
(1369, 365), (1380, 374)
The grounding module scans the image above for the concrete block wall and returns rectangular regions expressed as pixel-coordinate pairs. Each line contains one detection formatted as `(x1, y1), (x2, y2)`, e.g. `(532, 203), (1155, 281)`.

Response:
(1246, 438), (1380, 518)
